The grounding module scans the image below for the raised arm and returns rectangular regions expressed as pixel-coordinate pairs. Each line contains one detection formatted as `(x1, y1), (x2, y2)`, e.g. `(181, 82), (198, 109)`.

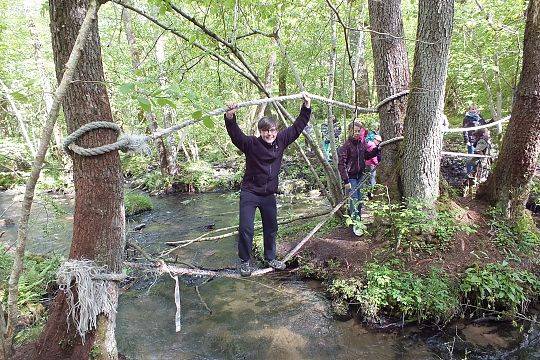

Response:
(224, 104), (251, 153)
(279, 94), (312, 147)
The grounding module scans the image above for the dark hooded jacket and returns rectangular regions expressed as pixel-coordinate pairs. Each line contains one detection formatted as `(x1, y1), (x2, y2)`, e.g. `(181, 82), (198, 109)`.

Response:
(338, 137), (379, 184)
(225, 105), (311, 196)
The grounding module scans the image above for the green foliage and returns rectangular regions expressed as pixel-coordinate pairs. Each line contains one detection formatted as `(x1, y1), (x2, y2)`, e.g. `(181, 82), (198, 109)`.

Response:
(0, 139), (29, 189)
(327, 262), (459, 323)
(0, 248), (62, 316)
(252, 233), (264, 260)
(530, 178), (540, 201)
(0, 172), (24, 190)
(124, 192), (153, 216)
(367, 197), (476, 254)
(487, 207), (540, 253)
(328, 277), (363, 300)
(297, 255), (325, 279)
(176, 160), (221, 192)
(14, 316), (46, 346)
(460, 262), (540, 314)
(122, 154), (173, 192)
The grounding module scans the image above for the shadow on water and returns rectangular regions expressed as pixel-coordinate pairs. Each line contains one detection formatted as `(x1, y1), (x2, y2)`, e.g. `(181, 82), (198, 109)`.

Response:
(1, 189), (539, 359)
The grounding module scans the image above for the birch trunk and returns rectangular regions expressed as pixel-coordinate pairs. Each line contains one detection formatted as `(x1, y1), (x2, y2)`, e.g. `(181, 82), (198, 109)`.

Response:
(327, 11), (340, 178)
(122, 11), (175, 176)
(251, 47), (277, 135)
(350, 27), (370, 108)
(156, 35), (179, 175)
(25, 0), (65, 159)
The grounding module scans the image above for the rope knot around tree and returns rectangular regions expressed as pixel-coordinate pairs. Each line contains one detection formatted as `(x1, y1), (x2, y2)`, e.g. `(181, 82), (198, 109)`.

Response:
(63, 121), (150, 156)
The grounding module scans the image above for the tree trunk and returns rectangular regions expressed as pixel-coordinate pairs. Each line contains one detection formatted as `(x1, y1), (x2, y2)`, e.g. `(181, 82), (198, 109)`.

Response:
(122, 13), (177, 176)
(0, 80), (36, 158)
(401, 0), (454, 207)
(25, 0), (66, 161)
(156, 35), (179, 175)
(350, 27), (370, 108)
(278, 56), (287, 96)
(4, 3), (100, 357)
(121, 8), (141, 70)
(33, 0), (125, 358)
(327, 11), (340, 178)
(477, 0), (540, 219)
(368, 0), (410, 200)
(251, 46), (277, 135)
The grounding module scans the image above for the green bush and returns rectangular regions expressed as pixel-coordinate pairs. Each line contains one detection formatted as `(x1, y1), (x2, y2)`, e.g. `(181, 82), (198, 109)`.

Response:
(0, 249), (62, 315)
(124, 192), (153, 216)
(488, 208), (540, 253)
(367, 196), (476, 253)
(0, 172), (25, 190)
(327, 262), (459, 323)
(460, 262), (540, 314)
(176, 160), (240, 192)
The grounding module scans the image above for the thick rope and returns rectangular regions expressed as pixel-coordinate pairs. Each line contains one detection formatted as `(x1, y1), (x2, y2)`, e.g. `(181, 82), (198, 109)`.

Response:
(62, 92), (385, 157)
(62, 93), (510, 161)
(56, 259), (126, 342)
(443, 115), (510, 133)
(63, 121), (150, 156)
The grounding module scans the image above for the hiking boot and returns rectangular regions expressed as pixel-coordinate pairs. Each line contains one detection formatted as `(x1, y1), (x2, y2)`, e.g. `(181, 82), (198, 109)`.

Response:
(238, 260), (252, 277)
(268, 259), (286, 270)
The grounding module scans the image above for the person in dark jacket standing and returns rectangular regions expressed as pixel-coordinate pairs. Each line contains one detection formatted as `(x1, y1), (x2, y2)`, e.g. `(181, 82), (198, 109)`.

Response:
(225, 94), (311, 276)
(338, 120), (379, 235)
(462, 105), (486, 174)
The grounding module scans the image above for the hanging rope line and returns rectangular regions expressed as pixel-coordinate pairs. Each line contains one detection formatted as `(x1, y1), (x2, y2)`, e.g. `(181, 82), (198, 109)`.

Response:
(443, 115), (510, 133)
(378, 115), (510, 158)
(63, 91), (511, 159)
(63, 92), (386, 156)
(441, 151), (493, 159)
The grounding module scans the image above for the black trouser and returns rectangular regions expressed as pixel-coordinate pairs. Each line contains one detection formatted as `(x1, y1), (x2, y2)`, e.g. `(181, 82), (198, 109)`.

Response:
(238, 189), (277, 262)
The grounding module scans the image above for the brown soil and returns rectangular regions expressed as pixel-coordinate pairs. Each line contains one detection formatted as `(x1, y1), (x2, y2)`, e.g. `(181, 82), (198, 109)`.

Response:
(279, 197), (536, 280)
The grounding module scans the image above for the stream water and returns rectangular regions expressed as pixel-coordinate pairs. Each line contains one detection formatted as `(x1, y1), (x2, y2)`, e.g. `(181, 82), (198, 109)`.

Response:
(1, 189), (539, 359)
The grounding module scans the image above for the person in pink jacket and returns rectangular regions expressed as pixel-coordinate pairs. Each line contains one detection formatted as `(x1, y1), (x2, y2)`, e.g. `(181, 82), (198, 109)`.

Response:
(364, 133), (382, 198)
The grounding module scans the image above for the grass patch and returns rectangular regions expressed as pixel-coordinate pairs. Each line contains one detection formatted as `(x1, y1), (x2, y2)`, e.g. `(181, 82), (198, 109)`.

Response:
(124, 192), (153, 216)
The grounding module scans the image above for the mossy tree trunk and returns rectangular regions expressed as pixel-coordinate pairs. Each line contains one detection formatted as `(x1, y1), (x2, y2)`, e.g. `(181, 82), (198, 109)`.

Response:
(477, 0), (540, 220)
(367, 0), (410, 201)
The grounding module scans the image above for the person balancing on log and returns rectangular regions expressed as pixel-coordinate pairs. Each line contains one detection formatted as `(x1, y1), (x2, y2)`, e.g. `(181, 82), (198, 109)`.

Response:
(224, 93), (311, 276)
